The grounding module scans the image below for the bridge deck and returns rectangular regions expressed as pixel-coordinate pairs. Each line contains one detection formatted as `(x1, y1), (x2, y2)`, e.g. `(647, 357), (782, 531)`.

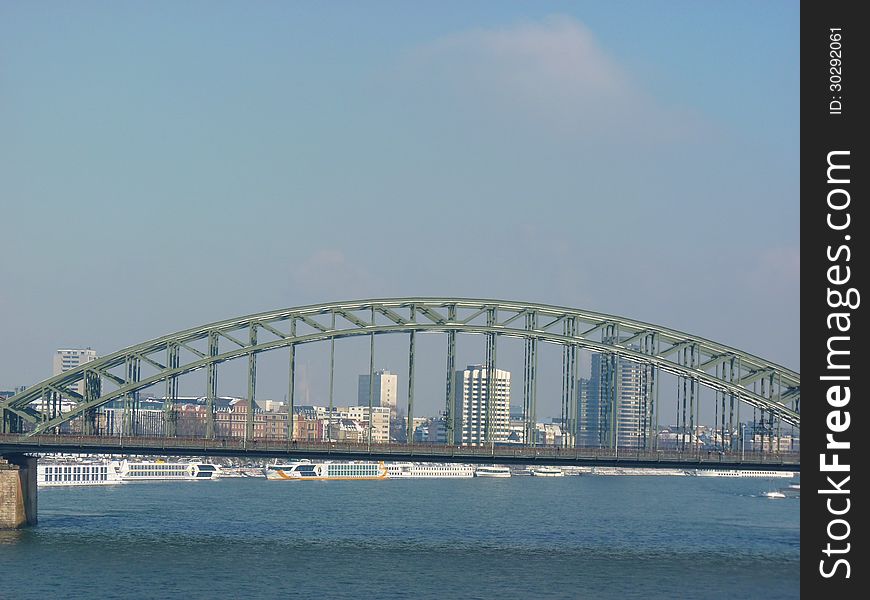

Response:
(0, 435), (799, 471)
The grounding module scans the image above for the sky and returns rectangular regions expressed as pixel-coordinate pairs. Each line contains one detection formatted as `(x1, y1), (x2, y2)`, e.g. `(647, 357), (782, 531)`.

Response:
(0, 2), (799, 421)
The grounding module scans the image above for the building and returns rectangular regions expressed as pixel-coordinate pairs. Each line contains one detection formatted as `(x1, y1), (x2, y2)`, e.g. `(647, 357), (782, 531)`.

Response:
(290, 405), (389, 443)
(327, 419), (366, 443)
(412, 416), (448, 443)
(0, 387), (25, 400)
(452, 364), (511, 446)
(358, 369), (398, 420)
(574, 377), (592, 446)
(533, 422), (565, 447)
(102, 406), (165, 436)
(583, 354), (652, 449)
(52, 348), (97, 396)
(293, 414), (325, 442)
(340, 406), (390, 443)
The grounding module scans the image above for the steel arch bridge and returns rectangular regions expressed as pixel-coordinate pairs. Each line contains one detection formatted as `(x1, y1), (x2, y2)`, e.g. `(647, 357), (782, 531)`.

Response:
(0, 298), (799, 448)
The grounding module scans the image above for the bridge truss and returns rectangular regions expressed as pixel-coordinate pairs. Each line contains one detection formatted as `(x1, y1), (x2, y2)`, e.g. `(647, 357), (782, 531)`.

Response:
(0, 298), (799, 451)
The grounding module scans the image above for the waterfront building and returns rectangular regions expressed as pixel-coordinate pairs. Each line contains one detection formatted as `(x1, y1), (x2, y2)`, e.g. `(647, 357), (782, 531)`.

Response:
(101, 406), (165, 436)
(292, 414), (325, 442)
(358, 369), (398, 420)
(508, 416), (526, 444)
(52, 348), (97, 396)
(412, 416), (447, 443)
(533, 422), (564, 447)
(326, 418), (366, 443)
(411, 416), (429, 432)
(212, 399), (290, 440)
(340, 406), (390, 443)
(452, 364), (511, 446)
(583, 354), (651, 449)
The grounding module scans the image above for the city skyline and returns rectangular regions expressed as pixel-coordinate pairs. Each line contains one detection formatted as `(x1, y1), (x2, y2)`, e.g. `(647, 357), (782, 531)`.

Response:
(25, 342), (788, 429)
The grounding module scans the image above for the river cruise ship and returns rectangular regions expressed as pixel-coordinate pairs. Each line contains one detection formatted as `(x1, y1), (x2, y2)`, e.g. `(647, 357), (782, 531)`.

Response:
(37, 459), (222, 486)
(114, 459), (222, 481)
(691, 469), (795, 478)
(385, 462), (475, 478)
(38, 461), (122, 487)
(265, 460), (388, 481)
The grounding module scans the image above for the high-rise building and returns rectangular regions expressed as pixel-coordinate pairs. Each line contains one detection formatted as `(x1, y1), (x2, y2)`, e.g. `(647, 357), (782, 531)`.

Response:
(582, 354), (651, 449)
(452, 364), (511, 446)
(576, 377), (594, 446)
(358, 369), (398, 420)
(52, 348), (97, 396)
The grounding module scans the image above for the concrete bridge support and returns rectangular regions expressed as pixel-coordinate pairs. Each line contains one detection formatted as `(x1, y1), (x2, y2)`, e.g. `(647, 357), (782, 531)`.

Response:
(0, 454), (37, 529)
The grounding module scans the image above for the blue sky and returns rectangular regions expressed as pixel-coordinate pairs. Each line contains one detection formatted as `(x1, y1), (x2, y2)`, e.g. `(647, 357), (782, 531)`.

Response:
(0, 2), (798, 418)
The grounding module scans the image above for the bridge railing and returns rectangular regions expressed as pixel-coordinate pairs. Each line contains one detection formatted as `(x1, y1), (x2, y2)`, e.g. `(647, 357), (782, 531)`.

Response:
(0, 433), (800, 466)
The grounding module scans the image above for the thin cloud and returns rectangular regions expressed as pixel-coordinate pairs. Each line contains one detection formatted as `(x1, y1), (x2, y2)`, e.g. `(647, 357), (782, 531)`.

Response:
(398, 15), (708, 143)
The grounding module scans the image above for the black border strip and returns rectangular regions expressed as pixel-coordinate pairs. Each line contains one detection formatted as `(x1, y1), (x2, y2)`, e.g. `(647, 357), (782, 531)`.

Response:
(802, 1), (866, 594)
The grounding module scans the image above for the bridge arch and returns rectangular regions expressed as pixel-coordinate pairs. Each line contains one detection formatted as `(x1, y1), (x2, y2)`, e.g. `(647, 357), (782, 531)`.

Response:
(0, 298), (799, 440)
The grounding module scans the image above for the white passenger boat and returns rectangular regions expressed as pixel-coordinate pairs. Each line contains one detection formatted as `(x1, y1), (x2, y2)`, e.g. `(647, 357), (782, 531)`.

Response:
(113, 459), (222, 481)
(692, 469), (794, 478)
(763, 490), (786, 499)
(529, 466), (564, 477)
(37, 460), (122, 487)
(264, 460), (387, 481)
(386, 462), (474, 479)
(474, 465), (511, 478)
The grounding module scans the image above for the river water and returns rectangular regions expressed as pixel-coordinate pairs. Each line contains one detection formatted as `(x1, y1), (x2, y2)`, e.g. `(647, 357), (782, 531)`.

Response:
(0, 475), (799, 599)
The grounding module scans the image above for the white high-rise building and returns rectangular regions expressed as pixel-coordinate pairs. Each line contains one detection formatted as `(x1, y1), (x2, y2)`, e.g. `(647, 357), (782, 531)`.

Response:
(452, 364), (511, 446)
(358, 369), (398, 420)
(52, 348), (98, 396)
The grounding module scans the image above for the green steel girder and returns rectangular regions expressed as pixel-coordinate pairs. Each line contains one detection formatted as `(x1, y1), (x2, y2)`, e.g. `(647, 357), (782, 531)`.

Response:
(0, 298), (801, 434)
(217, 330), (248, 349)
(499, 308), (529, 327)
(458, 306), (489, 325)
(178, 342), (207, 359)
(97, 369), (126, 387)
(46, 384), (83, 402)
(540, 314), (570, 331)
(415, 305), (447, 325)
(256, 320), (289, 340)
(334, 309), (373, 330)
(133, 352), (167, 372)
(297, 314), (330, 333)
(375, 306), (408, 325)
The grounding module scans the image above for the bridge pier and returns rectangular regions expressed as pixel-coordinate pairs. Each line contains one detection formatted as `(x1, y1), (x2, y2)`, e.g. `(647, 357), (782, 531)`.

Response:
(0, 454), (37, 529)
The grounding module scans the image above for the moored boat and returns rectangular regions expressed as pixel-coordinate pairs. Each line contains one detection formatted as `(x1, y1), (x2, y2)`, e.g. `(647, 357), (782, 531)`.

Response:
(113, 459), (222, 481)
(474, 465), (511, 478)
(529, 466), (564, 477)
(37, 460), (122, 487)
(265, 460), (387, 481)
(386, 462), (474, 478)
(692, 469), (794, 478)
